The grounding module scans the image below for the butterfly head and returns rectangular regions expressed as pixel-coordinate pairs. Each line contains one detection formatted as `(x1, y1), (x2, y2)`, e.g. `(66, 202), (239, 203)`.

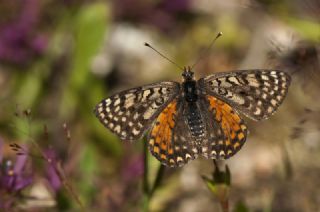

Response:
(182, 66), (195, 81)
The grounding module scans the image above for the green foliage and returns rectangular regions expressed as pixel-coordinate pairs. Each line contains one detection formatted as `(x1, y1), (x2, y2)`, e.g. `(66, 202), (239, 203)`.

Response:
(285, 18), (320, 42)
(60, 2), (110, 117)
(78, 143), (98, 206)
(202, 162), (231, 212)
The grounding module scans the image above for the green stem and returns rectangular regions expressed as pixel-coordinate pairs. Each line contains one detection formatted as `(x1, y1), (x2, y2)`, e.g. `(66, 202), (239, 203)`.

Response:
(149, 164), (165, 199)
(142, 138), (166, 212)
(142, 138), (149, 212)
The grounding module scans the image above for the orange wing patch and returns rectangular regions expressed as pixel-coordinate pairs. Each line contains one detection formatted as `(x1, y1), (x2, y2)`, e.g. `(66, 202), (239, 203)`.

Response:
(207, 95), (247, 158)
(149, 100), (177, 166)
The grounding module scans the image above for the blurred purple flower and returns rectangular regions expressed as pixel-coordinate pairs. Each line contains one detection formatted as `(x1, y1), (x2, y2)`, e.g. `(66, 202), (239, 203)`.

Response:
(0, 158), (32, 193)
(0, 139), (33, 209)
(0, 0), (48, 65)
(121, 154), (143, 182)
(44, 148), (62, 192)
(113, 0), (194, 32)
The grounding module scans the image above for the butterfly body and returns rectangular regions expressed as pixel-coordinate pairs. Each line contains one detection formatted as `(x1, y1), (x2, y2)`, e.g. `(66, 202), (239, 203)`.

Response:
(181, 68), (206, 141)
(95, 67), (290, 167)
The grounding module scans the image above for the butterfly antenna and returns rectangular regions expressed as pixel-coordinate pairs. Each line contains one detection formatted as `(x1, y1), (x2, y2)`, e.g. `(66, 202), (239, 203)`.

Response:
(144, 42), (184, 71)
(191, 32), (223, 70)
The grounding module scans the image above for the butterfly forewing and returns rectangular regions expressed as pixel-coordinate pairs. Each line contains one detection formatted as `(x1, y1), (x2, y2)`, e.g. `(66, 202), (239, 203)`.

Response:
(95, 81), (180, 141)
(198, 70), (291, 121)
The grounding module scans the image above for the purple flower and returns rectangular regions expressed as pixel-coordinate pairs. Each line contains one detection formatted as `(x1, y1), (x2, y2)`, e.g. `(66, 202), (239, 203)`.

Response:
(0, 158), (32, 193)
(0, 0), (48, 65)
(0, 139), (33, 209)
(44, 148), (62, 192)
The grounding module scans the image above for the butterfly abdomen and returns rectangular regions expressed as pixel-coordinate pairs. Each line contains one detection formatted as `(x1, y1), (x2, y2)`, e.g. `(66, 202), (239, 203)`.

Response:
(186, 102), (205, 139)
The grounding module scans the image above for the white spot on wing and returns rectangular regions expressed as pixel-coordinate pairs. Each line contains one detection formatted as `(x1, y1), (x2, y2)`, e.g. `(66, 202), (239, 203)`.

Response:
(132, 128), (140, 135)
(124, 98), (134, 108)
(142, 90), (151, 100)
(114, 99), (120, 106)
(177, 157), (183, 162)
(254, 108), (261, 115)
(247, 78), (260, 87)
(202, 146), (208, 153)
(228, 76), (240, 84)
(143, 108), (155, 119)
(267, 106), (273, 113)
(105, 99), (111, 106)
(231, 95), (245, 105)
(114, 125), (121, 133)
(133, 113), (139, 120)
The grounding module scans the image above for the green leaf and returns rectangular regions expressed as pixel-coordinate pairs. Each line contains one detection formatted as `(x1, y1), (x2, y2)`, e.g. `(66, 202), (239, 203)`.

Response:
(77, 143), (98, 205)
(60, 2), (110, 117)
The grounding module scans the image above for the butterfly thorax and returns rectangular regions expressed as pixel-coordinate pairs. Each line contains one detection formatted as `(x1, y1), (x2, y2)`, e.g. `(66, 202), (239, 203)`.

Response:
(182, 67), (198, 102)
(183, 80), (198, 102)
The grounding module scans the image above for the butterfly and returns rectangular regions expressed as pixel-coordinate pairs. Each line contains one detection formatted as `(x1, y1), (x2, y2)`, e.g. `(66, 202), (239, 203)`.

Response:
(94, 67), (291, 167)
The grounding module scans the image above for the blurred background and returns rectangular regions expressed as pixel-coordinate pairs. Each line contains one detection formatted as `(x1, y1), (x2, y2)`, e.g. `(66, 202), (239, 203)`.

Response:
(0, 0), (319, 211)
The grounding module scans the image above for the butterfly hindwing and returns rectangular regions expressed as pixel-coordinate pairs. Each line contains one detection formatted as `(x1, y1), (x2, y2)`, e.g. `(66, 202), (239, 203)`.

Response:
(198, 70), (291, 120)
(148, 98), (199, 167)
(199, 95), (248, 159)
(95, 81), (180, 141)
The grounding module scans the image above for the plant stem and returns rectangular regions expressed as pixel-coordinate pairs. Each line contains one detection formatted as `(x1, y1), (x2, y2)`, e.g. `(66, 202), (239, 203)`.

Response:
(142, 138), (149, 212)
(149, 164), (165, 199)
(142, 138), (166, 212)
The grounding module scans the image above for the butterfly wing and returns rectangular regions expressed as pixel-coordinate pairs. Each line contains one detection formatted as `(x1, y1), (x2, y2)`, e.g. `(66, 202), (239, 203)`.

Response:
(148, 98), (199, 167)
(199, 95), (248, 159)
(95, 81), (180, 141)
(198, 70), (291, 121)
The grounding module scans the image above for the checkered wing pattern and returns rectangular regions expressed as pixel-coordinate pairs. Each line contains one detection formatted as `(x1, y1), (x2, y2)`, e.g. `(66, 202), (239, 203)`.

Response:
(199, 96), (248, 159)
(148, 99), (199, 167)
(95, 82), (180, 141)
(198, 70), (291, 121)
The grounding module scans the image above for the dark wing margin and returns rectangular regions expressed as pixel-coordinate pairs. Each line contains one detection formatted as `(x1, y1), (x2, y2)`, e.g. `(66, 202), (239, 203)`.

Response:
(148, 99), (199, 167)
(198, 70), (291, 121)
(94, 81), (180, 141)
